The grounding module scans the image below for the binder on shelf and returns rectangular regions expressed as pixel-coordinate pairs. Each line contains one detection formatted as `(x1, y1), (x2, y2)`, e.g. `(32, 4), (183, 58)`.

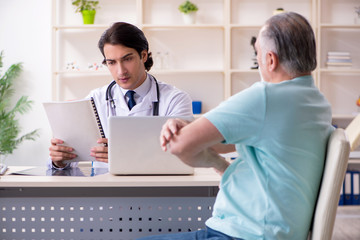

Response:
(352, 171), (360, 205)
(339, 180), (344, 206)
(43, 97), (105, 163)
(344, 171), (352, 205)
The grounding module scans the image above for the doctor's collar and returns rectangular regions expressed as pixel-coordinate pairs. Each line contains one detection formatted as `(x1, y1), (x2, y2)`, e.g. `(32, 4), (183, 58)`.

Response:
(119, 74), (151, 99)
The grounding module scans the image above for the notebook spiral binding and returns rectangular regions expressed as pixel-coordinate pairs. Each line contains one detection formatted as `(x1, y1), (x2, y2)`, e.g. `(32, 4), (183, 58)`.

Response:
(90, 97), (106, 139)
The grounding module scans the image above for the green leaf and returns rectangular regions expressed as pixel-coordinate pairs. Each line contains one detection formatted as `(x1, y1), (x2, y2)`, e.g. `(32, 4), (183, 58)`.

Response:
(178, 1), (198, 14)
(72, 0), (99, 13)
(0, 51), (39, 155)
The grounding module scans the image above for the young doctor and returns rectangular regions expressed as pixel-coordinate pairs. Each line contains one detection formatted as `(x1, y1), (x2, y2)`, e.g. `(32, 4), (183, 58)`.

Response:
(48, 22), (193, 169)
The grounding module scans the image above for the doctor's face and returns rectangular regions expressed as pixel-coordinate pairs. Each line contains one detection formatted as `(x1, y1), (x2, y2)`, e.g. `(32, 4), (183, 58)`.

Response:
(104, 44), (147, 90)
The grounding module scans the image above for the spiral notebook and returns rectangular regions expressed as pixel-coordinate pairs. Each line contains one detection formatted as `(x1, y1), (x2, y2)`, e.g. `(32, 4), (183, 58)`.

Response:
(43, 98), (105, 163)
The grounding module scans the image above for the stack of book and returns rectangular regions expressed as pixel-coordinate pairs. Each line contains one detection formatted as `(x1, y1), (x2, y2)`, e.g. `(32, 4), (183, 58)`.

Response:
(326, 51), (352, 68)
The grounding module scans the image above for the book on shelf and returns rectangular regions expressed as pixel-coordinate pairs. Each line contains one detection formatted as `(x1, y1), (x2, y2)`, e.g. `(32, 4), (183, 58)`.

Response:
(327, 55), (351, 60)
(43, 98), (105, 163)
(327, 58), (352, 63)
(326, 51), (352, 68)
(327, 51), (351, 56)
(326, 62), (353, 66)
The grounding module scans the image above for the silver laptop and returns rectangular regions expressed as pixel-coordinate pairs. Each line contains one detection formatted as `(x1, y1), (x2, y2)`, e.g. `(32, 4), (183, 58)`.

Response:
(108, 116), (194, 175)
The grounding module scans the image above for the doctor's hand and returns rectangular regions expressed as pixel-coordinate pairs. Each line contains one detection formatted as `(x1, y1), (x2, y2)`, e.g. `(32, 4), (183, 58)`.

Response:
(49, 138), (77, 168)
(160, 118), (190, 151)
(90, 138), (108, 163)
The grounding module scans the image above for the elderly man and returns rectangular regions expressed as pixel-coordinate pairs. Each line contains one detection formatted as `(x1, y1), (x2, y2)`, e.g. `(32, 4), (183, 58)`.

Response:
(140, 12), (334, 240)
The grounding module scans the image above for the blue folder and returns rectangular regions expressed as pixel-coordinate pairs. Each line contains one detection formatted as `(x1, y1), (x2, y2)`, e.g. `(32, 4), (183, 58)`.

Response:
(352, 171), (360, 205)
(339, 180), (344, 206)
(344, 171), (352, 205)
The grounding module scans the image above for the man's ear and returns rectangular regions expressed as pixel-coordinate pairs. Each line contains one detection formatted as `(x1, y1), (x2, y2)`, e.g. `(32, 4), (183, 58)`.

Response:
(266, 51), (279, 72)
(141, 50), (148, 63)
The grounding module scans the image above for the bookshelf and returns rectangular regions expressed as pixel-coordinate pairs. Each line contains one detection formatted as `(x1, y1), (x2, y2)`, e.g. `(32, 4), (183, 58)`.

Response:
(317, 2), (360, 201)
(51, 1), (360, 116)
(51, 0), (316, 113)
(52, 0), (360, 117)
(317, 0), (360, 120)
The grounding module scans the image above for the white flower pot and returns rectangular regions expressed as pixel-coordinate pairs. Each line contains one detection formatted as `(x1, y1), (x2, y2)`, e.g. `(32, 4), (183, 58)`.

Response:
(355, 15), (360, 24)
(182, 12), (196, 24)
(0, 152), (7, 166)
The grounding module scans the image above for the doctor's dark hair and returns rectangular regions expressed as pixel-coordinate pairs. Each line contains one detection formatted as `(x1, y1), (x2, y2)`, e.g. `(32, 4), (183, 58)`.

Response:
(98, 22), (153, 71)
(260, 12), (317, 77)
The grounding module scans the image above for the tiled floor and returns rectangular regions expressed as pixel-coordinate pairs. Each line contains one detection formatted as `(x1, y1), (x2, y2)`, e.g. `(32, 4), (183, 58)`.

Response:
(332, 207), (360, 240)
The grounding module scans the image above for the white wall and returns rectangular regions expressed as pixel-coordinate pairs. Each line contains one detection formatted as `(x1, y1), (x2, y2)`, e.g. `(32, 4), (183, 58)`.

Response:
(0, 0), (52, 166)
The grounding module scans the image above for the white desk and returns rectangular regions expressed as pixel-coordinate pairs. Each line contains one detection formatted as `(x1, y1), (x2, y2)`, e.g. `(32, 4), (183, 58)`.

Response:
(0, 166), (220, 240)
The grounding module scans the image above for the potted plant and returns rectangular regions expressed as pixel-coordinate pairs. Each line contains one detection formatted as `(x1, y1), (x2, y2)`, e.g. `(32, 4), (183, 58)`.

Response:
(0, 51), (39, 163)
(72, 0), (99, 24)
(178, 0), (198, 24)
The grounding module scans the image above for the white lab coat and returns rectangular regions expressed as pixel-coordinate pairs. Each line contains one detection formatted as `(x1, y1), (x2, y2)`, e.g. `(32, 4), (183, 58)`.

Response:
(48, 74), (193, 169)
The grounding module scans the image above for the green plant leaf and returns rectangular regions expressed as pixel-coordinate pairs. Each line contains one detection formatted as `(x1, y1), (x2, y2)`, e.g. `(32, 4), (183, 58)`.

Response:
(10, 96), (33, 115)
(0, 51), (39, 155)
(178, 0), (198, 14)
(72, 0), (99, 13)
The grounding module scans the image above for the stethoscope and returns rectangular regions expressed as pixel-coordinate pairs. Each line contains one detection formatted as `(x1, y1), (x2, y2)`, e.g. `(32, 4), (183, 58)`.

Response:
(105, 74), (160, 117)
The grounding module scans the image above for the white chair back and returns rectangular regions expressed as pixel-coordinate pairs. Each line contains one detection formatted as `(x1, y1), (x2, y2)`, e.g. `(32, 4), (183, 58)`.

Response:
(345, 114), (360, 151)
(309, 128), (350, 240)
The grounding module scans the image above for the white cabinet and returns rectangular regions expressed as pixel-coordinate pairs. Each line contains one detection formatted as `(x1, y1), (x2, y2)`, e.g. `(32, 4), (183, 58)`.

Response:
(317, 0), (360, 119)
(229, 0), (315, 96)
(52, 0), (358, 119)
(51, 0), (139, 101)
(317, 0), (360, 175)
(139, 0), (225, 112)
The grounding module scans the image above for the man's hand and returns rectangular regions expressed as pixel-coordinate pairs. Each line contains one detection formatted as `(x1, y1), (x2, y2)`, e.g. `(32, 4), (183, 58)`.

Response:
(160, 118), (189, 151)
(160, 117), (230, 175)
(49, 138), (77, 168)
(90, 138), (108, 163)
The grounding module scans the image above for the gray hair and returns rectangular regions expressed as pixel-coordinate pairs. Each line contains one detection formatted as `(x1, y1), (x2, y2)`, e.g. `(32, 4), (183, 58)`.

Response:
(259, 12), (317, 77)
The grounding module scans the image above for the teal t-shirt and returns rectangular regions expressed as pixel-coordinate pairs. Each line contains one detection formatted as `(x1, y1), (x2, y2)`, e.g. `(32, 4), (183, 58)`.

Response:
(204, 76), (333, 240)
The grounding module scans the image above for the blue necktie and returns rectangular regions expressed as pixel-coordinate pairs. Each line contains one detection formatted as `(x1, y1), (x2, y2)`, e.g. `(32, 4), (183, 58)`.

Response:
(125, 90), (136, 110)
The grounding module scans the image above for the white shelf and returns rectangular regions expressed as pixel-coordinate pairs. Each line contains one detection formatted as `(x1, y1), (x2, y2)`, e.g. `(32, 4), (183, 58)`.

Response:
(149, 69), (224, 75)
(53, 24), (110, 30)
(349, 159), (360, 164)
(141, 24), (224, 29)
(54, 70), (109, 75)
(51, 0), (358, 117)
(338, 205), (360, 210)
(317, 0), (360, 119)
(332, 114), (359, 120)
(230, 24), (262, 29)
(320, 24), (360, 28)
(231, 69), (259, 74)
(320, 68), (360, 74)
(349, 151), (360, 160)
